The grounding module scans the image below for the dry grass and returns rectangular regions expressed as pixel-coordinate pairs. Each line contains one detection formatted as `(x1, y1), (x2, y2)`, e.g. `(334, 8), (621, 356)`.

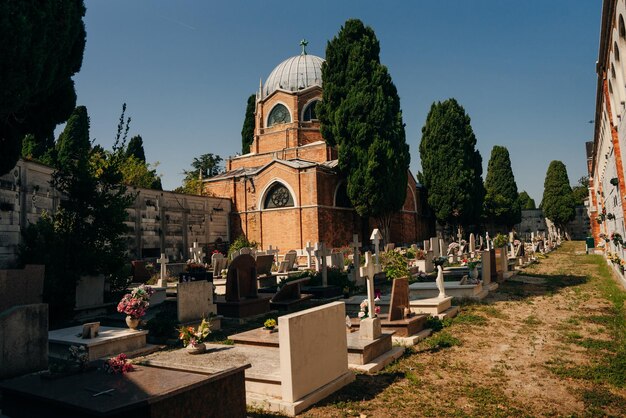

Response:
(249, 241), (626, 417)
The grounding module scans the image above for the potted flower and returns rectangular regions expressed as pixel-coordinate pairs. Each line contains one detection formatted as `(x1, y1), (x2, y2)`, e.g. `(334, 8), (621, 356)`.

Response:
(117, 285), (154, 329)
(611, 232), (624, 247)
(611, 177), (619, 186)
(178, 317), (211, 354)
(607, 213), (616, 220)
(357, 299), (380, 319)
(264, 318), (277, 332)
(180, 261), (208, 282)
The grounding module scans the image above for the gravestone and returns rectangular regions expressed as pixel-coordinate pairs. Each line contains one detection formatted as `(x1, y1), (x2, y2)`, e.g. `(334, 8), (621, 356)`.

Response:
(81, 322), (100, 339)
(217, 254), (271, 318)
(430, 237), (440, 258)
(304, 241), (314, 269)
(314, 242), (329, 285)
(469, 233), (476, 254)
(384, 243), (395, 252)
(190, 242), (205, 264)
(270, 277), (313, 310)
(370, 229), (382, 266)
(0, 265), (48, 379)
(283, 250), (298, 270)
(177, 280), (217, 323)
(388, 278), (409, 321)
(156, 253), (168, 287)
(326, 252), (345, 270)
(256, 254), (275, 277)
(131, 260), (151, 283)
(423, 240), (430, 251)
(74, 275), (105, 319)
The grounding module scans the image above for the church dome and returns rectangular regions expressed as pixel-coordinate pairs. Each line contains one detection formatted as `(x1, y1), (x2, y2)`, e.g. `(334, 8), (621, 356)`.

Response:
(264, 52), (324, 97)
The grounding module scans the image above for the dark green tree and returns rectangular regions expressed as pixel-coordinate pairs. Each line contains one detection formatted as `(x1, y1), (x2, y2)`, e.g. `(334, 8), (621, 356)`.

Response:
(55, 106), (91, 169)
(177, 153), (224, 195)
(19, 106), (133, 320)
(541, 160), (576, 233)
(483, 145), (521, 229)
(0, 0), (86, 175)
(418, 99), (484, 231)
(518, 191), (536, 210)
(317, 19), (410, 240)
(241, 94), (256, 154)
(126, 135), (146, 162)
(571, 176), (589, 206)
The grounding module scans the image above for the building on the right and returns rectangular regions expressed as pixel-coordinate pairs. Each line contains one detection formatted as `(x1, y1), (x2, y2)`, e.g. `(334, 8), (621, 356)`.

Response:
(587, 0), (626, 256)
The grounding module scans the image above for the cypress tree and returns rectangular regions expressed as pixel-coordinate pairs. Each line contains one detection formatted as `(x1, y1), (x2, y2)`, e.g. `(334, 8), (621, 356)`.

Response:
(241, 94), (256, 154)
(541, 160), (575, 232)
(317, 19), (410, 240)
(55, 106), (91, 169)
(518, 191), (536, 210)
(483, 145), (521, 229)
(126, 135), (146, 162)
(0, 0), (86, 175)
(418, 99), (484, 230)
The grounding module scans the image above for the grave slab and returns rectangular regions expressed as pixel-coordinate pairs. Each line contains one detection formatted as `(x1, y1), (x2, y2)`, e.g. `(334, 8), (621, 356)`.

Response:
(409, 281), (488, 300)
(49, 326), (149, 361)
(0, 363), (248, 418)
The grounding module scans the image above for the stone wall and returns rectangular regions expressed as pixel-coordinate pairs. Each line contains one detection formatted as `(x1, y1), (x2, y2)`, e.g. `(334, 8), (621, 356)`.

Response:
(0, 159), (232, 267)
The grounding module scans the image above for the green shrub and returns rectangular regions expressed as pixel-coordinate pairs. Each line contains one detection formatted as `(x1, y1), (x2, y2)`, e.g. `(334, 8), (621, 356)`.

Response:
(146, 308), (178, 343)
(493, 233), (508, 248)
(380, 250), (410, 280)
(426, 331), (461, 349)
(228, 235), (258, 258)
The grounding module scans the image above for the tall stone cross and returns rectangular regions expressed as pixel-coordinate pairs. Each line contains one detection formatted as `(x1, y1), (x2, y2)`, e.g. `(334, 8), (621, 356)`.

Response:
(190, 242), (204, 264)
(314, 242), (328, 286)
(370, 229), (382, 266)
(351, 234), (362, 283)
(366, 269), (376, 319)
(304, 241), (314, 269)
(157, 252), (169, 287)
(457, 227), (463, 245)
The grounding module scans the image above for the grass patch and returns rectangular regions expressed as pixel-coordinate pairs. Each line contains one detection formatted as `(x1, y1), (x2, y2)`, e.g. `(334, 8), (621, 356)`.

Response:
(522, 314), (542, 326)
(425, 331), (461, 350)
(581, 387), (626, 417)
(452, 312), (488, 326)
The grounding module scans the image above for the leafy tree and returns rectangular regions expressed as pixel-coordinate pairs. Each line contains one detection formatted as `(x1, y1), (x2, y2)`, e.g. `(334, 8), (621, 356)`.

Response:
(571, 176), (589, 206)
(483, 145), (521, 229)
(55, 106), (91, 169)
(317, 19), (410, 241)
(241, 94), (256, 154)
(126, 135), (146, 162)
(418, 99), (484, 231)
(19, 106), (133, 320)
(518, 191), (536, 210)
(177, 153), (224, 195)
(541, 160), (575, 233)
(0, 0), (86, 175)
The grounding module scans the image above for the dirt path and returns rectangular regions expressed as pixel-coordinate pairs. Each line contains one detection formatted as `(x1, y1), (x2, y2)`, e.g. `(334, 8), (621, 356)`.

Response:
(252, 241), (626, 417)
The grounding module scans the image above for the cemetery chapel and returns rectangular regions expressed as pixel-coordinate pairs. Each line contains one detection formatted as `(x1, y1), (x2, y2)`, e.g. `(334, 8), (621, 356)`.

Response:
(204, 42), (430, 250)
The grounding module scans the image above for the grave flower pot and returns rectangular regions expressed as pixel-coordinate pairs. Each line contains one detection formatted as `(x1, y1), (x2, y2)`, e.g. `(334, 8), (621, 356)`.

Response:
(186, 343), (206, 354)
(126, 316), (140, 330)
(470, 267), (479, 280)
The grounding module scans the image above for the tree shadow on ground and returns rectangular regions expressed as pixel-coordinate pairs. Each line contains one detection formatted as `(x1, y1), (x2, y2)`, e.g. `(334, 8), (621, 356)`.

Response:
(495, 273), (588, 300)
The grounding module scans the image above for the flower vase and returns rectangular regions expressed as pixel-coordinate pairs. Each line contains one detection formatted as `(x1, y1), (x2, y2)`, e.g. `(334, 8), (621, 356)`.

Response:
(186, 343), (206, 354)
(470, 267), (479, 280)
(125, 315), (140, 330)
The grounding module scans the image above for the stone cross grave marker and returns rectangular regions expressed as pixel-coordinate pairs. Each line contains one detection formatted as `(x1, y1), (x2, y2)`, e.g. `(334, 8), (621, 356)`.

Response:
(190, 242), (204, 264)
(351, 234), (361, 283)
(370, 229), (382, 266)
(157, 253), (169, 287)
(366, 267), (376, 320)
(388, 277), (409, 321)
(457, 228), (463, 244)
(304, 241), (314, 268)
(266, 245), (279, 257)
(314, 242), (329, 286)
(469, 233), (476, 253)
(430, 237), (440, 258)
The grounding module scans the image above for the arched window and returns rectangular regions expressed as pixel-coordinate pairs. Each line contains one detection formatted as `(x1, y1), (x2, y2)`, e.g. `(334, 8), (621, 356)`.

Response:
(615, 42), (621, 62)
(267, 104), (291, 127)
(263, 182), (294, 209)
(302, 100), (320, 121)
(620, 15), (626, 39)
(334, 182), (352, 208)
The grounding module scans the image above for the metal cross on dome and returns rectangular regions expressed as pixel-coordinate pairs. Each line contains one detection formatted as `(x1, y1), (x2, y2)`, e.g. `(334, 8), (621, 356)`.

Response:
(300, 39), (308, 55)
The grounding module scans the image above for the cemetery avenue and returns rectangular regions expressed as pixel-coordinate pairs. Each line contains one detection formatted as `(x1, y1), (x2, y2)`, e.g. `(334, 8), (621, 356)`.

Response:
(265, 242), (626, 417)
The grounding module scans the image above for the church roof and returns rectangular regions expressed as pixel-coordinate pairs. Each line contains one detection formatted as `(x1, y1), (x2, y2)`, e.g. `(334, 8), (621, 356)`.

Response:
(264, 53), (324, 97)
(204, 158), (338, 182)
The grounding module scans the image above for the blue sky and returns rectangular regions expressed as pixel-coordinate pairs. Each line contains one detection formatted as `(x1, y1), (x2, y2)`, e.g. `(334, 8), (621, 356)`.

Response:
(73, 0), (600, 203)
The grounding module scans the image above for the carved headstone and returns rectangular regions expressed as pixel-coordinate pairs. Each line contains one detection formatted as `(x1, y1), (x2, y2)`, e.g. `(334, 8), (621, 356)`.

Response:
(225, 254), (258, 302)
(256, 254), (275, 277)
(388, 278), (409, 321)
(81, 322), (100, 339)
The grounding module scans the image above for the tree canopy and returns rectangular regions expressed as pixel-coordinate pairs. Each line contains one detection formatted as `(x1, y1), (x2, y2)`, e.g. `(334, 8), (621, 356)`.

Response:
(0, 0), (86, 175)
(176, 153), (224, 195)
(126, 135), (146, 162)
(241, 94), (256, 154)
(19, 106), (133, 320)
(418, 98), (484, 230)
(316, 19), (410, 240)
(571, 176), (589, 206)
(483, 145), (521, 228)
(541, 160), (576, 231)
(518, 191), (536, 210)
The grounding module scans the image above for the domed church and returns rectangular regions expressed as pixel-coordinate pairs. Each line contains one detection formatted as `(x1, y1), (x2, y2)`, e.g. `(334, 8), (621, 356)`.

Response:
(204, 42), (431, 251)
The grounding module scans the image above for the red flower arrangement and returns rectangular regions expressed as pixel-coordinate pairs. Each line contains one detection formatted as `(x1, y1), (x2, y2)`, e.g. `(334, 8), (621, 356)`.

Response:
(117, 285), (154, 319)
(103, 353), (134, 374)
